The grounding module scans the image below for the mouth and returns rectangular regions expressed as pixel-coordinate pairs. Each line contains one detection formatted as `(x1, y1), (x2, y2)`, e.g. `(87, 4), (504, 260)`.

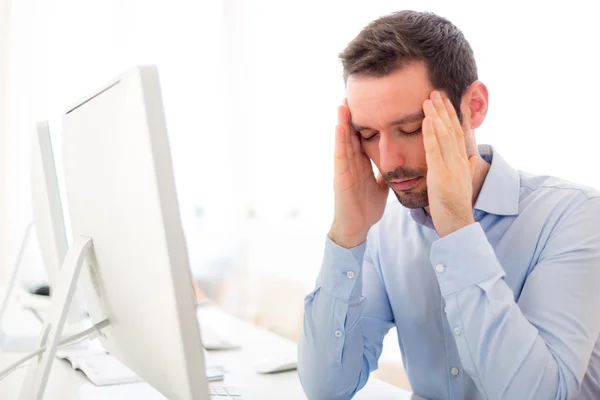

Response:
(389, 177), (423, 191)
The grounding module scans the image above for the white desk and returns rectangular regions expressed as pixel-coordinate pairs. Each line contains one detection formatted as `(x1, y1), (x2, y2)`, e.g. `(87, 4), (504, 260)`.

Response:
(0, 304), (417, 399)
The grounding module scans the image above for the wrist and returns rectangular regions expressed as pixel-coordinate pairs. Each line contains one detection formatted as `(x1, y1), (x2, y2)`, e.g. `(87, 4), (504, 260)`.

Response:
(438, 215), (475, 238)
(328, 227), (367, 249)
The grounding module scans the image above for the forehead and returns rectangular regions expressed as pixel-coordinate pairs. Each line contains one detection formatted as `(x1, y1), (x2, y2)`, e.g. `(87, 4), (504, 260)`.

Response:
(346, 62), (433, 128)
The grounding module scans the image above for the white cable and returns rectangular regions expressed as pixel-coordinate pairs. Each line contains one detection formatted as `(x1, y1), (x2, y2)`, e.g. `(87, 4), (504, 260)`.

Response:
(0, 318), (109, 381)
(0, 364), (28, 383)
(0, 332), (92, 383)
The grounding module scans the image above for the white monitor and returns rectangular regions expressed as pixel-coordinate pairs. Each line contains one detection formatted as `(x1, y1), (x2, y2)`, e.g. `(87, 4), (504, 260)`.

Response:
(30, 121), (68, 291)
(20, 66), (208, 400)
(30, 121), (88, 324)
(0, 121), (85, 352)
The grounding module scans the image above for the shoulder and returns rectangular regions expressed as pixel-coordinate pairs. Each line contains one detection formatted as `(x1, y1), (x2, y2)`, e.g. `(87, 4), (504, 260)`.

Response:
(518, 171), (600, 215)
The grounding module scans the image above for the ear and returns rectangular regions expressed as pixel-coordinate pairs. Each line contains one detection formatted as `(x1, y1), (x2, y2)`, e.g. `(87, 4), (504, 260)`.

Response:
(462, 81), (488, 129)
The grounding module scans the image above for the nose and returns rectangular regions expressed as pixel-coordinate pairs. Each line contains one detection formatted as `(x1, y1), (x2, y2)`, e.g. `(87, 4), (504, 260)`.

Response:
(378, 133), (406, 173)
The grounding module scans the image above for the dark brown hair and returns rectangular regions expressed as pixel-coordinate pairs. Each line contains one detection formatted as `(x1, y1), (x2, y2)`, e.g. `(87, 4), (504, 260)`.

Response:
(340, 10), (477, 119)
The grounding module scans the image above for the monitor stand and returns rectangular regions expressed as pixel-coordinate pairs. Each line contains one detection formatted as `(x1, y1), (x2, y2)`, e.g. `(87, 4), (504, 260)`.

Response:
(0, 223), (35, 350)
(18, 236), (97, 400)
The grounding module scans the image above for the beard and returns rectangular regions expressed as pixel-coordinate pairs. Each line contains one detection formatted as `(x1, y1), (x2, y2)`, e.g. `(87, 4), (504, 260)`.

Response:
(392, 186), (429, 208)
(383, 166), (429, 209)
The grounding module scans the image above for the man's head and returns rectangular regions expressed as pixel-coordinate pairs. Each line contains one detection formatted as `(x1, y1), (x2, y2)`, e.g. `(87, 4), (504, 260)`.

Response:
(340, 11), (488, 208)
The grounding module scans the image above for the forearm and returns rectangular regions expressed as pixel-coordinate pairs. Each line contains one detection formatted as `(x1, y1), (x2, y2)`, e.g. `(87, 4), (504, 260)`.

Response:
(433, 222), (600, 399)
(298, 237), (392, 400)
(298, 286), (370, 400)
(446, 276), (565, 399)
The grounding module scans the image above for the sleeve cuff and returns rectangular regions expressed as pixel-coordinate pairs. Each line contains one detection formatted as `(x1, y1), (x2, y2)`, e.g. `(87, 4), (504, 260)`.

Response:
(316, 236), (366, 299)
(430, 222), (505, 296)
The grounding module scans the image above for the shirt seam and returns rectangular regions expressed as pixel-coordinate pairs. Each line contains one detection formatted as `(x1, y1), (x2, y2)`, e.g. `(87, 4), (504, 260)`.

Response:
(536, 196), (600, 266)
(520, 182), (600, 201)
(366, 224), (389, 297)
(444, 308), (452, 400)
(456, 291), (490, 400)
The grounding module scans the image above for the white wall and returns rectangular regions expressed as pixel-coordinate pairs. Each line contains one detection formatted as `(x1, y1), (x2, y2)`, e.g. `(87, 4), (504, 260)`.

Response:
(3, 0), (600, 290)
(3, 0), (236, 286)
(0, 0), (13, 283)
(3, 0), (47, 285)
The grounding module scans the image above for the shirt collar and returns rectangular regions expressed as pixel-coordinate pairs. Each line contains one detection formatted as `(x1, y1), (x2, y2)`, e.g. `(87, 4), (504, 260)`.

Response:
(409, 144), (520, 228)
(473, 144), (520, 216)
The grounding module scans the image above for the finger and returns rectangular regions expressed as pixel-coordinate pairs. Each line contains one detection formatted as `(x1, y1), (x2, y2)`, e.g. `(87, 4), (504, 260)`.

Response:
(337, 105), (355, 161)
(334, 106), (354, 175)
(460, 102), (472, 132)
(444, 97), (468, 160)
(460, 102), (474, 148)
(342, 101), (370, 174)
(339, 101), (351, 127)
(338, 102), (350, 127)
(432, 116), (458, 164)
(342, 103), (363, 157)
(337, 105), (370, 180)
(334, 122), (350, 175)
(422, 116), (445, 169)
(431, 91), (454, 135)
(424, 99), (455, 163)
(350, 127), (363, 159)
(423, 97), (440, 119)
(430, 96), (461, 160)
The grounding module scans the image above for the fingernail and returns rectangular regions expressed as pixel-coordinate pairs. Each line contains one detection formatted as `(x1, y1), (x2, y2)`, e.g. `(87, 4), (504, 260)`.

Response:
(432, 91), (441, 100)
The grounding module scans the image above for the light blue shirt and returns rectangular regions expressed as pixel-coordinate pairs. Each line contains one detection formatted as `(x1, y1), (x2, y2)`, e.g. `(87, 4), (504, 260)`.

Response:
(298, 145), (600, 400)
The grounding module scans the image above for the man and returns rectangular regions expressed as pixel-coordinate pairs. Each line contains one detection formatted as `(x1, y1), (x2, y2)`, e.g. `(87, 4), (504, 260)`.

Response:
(297, 10), (600, 400)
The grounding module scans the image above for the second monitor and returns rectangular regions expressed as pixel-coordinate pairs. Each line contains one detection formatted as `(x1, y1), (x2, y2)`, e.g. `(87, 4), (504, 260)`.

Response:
(21, 66), (212, 400)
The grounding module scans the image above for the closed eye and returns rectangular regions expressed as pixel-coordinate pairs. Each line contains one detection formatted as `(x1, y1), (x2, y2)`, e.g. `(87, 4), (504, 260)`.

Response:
(361, 132), (378, 142)
(361, 127), (422, 142)
(399, 127), (422, 136)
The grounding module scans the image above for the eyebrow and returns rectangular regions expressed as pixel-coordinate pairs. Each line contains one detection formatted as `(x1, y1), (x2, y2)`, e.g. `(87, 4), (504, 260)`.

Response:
(351, 110), (425, 132)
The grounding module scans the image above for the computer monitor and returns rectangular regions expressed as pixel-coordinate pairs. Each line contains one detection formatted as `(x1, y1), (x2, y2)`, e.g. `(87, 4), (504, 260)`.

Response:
(30, 121), (86, 323)
(30, 121), (68, 291)
(20, 66), (208, 400)
(0, 122), (85, 352)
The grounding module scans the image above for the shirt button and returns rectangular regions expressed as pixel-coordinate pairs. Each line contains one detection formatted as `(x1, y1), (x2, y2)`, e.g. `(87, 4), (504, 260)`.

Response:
(335, 331), (342, 338)
(346, 271), (355, 279)
(444, 306), (448, 314)
(435, 263), (445, 273)
(454, 327), (462, 336)
(450, 367), (459, 376)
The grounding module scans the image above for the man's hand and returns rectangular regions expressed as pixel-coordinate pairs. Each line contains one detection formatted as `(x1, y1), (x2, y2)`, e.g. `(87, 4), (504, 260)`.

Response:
(329, 101), (389, 248)
(422, 91), (478, 238)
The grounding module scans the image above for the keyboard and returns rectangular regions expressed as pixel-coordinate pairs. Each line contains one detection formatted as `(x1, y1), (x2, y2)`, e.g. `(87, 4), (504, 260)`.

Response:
(209, 384), (243, 399)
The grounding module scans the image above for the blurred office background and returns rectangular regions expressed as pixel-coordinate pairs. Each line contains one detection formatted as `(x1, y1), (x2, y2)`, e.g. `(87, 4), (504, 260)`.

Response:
(1, 0), (599, 390)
